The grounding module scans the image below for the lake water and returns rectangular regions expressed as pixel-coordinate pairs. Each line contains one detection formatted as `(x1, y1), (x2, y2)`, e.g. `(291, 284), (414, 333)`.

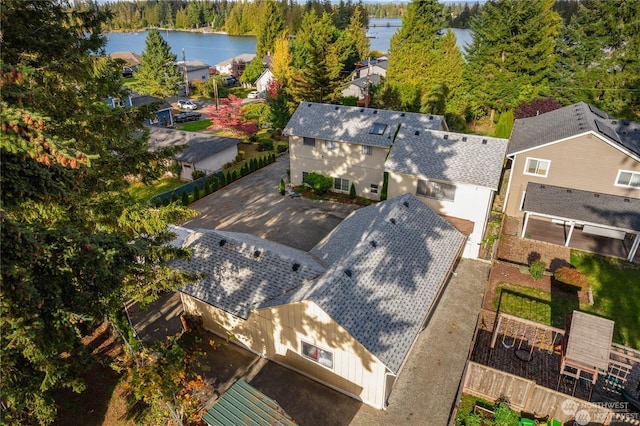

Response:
(104, 18), (472, 66)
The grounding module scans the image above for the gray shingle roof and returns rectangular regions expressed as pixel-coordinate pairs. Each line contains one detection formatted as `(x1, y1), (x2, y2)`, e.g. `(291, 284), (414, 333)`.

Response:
(264, 194), (466, 373)
(347, 74), (382, 90)
(283, 102), (446, 149)
(385, 128), (508, 190)
(148, 127), (241, 163)
(508, 102), (640, 157)
(523, 183), (640, 231)
(172, 228), (326, 319)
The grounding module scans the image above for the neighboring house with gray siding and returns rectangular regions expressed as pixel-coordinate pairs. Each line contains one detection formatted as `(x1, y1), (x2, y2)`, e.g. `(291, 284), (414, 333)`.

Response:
(504, 102), (640, 261)
(173, 194), (465, 410)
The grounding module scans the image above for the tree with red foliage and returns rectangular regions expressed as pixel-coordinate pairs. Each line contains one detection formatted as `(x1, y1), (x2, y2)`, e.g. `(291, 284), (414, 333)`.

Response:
(203, 94), (257, 137)
(265, 78), (283, 101)
(514, 98), (563, 119)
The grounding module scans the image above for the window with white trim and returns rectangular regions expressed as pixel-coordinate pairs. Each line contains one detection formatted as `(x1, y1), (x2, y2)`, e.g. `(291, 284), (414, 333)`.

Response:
(370, 184), (379, 194)
(417, 179), (455, 201)
(615, 170), (640, 188)
(325, 140), (338, 150)
(301, 341), (333, 369)
(334, 177), (349, 191)
(303, 137), (315, 147)
(524, 157), (550, 177)
(362, 145), (373, 155)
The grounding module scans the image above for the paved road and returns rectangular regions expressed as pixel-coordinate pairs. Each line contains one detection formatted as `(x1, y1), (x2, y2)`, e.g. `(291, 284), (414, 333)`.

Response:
(181, 155), (359, 251)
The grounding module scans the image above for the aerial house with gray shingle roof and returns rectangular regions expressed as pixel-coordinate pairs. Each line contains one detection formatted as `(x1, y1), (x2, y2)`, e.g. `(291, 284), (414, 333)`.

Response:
(385, 128), (508, 259)
(503, 102), (640, 261)
(283, 102), (448, 201)
(172, 194), (465, 410)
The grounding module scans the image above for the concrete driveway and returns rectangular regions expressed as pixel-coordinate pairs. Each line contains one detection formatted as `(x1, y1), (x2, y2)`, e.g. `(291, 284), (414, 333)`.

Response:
(181, 154), (359, 251)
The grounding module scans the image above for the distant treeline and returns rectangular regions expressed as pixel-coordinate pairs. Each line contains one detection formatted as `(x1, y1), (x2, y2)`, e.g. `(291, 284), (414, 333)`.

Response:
(96, 0), (582, 33)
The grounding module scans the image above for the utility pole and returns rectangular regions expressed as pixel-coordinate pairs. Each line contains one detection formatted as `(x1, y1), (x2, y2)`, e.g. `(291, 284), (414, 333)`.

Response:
(182, 48), (189, 97)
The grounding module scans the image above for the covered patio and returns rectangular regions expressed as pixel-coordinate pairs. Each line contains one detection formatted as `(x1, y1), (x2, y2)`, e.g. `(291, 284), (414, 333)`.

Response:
(520, 183), (640, 262)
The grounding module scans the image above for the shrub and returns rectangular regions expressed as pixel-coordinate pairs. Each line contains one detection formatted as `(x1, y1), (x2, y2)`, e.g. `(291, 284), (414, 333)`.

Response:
(304, 172), (333, 194)
(181, 190), (190, 206)
(212, 177), (219, 191)
(257, 139), (273, 152)
(232, 170), (238, 180)
(226, 171), (233, 183)
(380, 172), (389, 201)
(528, 260), (546, 281)
(493, 402), (518, 426)
(191, 169), (205, 180)
(171, 191), (179, 203)
(349, 183), (356, 199)
(238, 150), (246, 159)
(193, 185), (201, 201)
(279, 179), (286, 195)
(277, 142), (288, 153)
(240, 163), (248, 176)
(219, 173), (226, 187)
(204, 181), (212, 194)
(554, 266), (590, 290)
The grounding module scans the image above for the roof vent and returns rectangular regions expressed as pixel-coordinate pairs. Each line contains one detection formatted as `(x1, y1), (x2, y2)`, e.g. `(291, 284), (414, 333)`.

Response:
(482, 139), (488, 144)
(612, 120), (618, 124)
(344, 269), (353, 277)
(370, 240), (378, 248)
(403, 201), (410, 208)
(566, 189), (572, 193)
(334, 106), (339, 110)
(624, 198), (630, 202)
(401, 113), (405, 117)
(360, 108), (364, 112)
(443, 134), (449, 140)
(540, 185), (546, 189)
(292, 263), (300, 271)
(414, 130), (420, 136)
(594, 193), (600, 198)
(462, 136), (467, 142)
(373, 110), (378, 114)
(253, 250), (261, 258)
(429, 116), (433, 120)
(307, 103), (312, 107)
(219, 239), (227, 247)
(389, 218), (397, 225)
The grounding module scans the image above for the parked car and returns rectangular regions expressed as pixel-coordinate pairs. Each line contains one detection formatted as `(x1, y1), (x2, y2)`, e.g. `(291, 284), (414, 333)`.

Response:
(223, 76), (239, 87)
(122, 67), (134, 78)
(247, 90), (260, 99)
(177, 99), (198, 110)
(173, 111), (202, 123)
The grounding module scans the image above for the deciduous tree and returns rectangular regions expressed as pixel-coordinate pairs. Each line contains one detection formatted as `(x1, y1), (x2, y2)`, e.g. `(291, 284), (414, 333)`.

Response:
(204, 95), (258, 137)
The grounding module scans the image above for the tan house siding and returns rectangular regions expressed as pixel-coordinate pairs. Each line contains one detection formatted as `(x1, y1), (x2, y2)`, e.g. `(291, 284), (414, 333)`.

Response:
(181, 293), (391, 409)
(289, 135), (387, 200)
(505, 134), (640, 218)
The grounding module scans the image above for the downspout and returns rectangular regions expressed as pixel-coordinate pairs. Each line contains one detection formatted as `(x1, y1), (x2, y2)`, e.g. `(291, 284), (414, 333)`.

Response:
(502, 154), (515, 214)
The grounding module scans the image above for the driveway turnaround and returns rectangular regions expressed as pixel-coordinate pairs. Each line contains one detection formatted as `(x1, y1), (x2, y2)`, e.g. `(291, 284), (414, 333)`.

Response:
(181, 155), (359, 251)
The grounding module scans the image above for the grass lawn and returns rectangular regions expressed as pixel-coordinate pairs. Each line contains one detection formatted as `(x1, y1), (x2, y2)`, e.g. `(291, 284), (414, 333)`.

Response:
(177, 119), (212, 132)
(128, 177), (183, 203)
(494, 250), (640, 349)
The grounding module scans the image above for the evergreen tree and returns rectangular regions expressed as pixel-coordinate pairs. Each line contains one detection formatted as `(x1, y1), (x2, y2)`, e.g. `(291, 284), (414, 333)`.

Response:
(386, 0), (446, 110)
(256, 0), (285, 58)
(133, 29), (183, 97)
(240, 58), (266, 85)
(464, 0), (562, 117)
(289, 10), (349, 103)
(270, 32), (294, 86)
(553, 0), (640, 119)
(0, 2), (193, 423)
(341, 7), (370, 74)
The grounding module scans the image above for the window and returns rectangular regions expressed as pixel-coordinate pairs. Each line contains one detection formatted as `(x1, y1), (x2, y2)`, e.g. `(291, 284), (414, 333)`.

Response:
(325, 140), (338, 150)
(334, 177), (349, 191)
(302, 171), (309, 182)
(301, 341), (333, 369)
(370, 123), (387, 135)
(524, 157), (550, 177)
(370, 184), (379, 194)
(362, 145), (373, 155)
(615, 170), (640, 188)
(303, 137), (315, 147)
(417, 179), (456, 201)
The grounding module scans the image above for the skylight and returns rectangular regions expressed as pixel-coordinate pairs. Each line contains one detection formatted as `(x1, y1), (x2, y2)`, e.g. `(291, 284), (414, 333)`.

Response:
(370, 123), (387, 135)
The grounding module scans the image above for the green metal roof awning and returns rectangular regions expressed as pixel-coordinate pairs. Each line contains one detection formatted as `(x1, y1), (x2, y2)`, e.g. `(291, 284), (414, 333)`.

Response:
(203, 380), (296, 426)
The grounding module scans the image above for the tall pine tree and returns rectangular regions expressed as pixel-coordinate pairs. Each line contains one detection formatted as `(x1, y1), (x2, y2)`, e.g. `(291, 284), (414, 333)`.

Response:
(256, 0), (285, 58)
(133, 29), (183, 98)
(1, 1), (193, 423)
(463, 0), (562, 118)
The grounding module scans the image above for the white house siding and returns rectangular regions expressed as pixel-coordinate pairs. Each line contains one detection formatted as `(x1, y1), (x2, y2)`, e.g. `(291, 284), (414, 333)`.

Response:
(342, 84), (363, 99)
(289, 135), (387, 200)
(255, 70), (274, 92)
(179, 145), (238, 181)
(181, 294), (391, 409)
(386, 172), (494, 258)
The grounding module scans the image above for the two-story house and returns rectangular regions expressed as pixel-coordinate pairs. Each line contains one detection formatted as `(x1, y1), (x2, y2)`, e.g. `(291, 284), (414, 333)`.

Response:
(503, 102), (640, 261)
(283, 102), (448, 201)
(385, 128), (508, 259)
